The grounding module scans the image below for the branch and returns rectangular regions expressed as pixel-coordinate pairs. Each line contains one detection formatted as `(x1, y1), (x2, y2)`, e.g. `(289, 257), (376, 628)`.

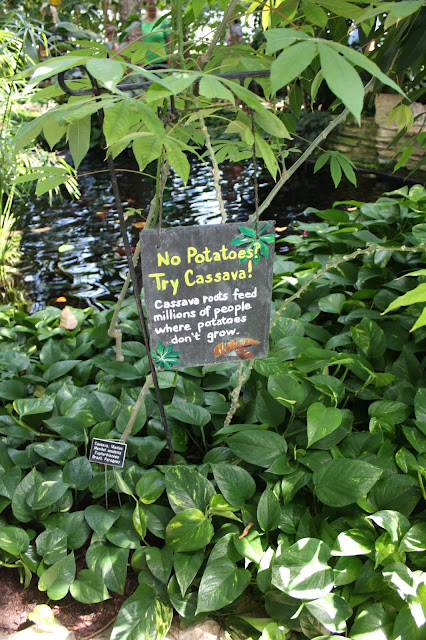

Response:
(201, 0), (240, 67)
(249, 79), (375, 222)
(107, 193), (157, 357)
(199, 112), (226, 223)
(120, 374), (153, 442)
(271, 242), (426, 328)
(223, 361), (254, 427)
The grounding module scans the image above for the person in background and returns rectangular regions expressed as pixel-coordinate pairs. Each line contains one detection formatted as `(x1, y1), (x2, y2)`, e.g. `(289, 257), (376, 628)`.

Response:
(141, 0), (171, 67)
(226, 19), (243, 46)
(105, 24), (120, 51)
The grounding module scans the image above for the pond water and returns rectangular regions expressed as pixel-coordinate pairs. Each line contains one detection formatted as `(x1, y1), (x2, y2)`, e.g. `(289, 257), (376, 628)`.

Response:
(18, 152), (408, 310)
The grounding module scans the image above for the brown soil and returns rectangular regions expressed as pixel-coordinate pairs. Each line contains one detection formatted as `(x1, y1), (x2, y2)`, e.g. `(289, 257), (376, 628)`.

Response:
(0, 567), (138, 639)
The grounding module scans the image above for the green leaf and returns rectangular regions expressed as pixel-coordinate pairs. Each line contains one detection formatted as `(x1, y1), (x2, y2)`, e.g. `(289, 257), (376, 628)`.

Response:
(165, 466), (215, 514)
(0, 380), (28, 401)
(330, 155), (342, 187)
(318, 293), (346, 314)
(392, 604), (426, 640)
(38, 552), (76, 600)
(167, 574), (198, 618)
(136, 470), (165, 504)
(399, 523), (426, 552)
(86, 58), (124, 91)
(272, 538), (334, 600)
(164, 139), (190, 184)
(382, 283), (426, 314)
(70, 569), (110, 603)
(349, 603), (394, 640)
(96, 360), (142, 380)
(26, 480), (69, 510)
(254, 110), (291, 139)
(268, 374), (307, 409)
(211, 463), (256, 509)
(174, 550), (204, 596)
(146, 546), (173, 583)
(14, 114), (46, 154)
(332, 529), (375, 556)
(68, 115), (90, 170)
(333, 556), (363, 586)
(196, 558), (251, 614)
(0, 525), (29, 556)
(133, 503), (147, 540)
(43, 360), (80, 381)
(318, 42), (363, 123)
(13, 397), (54, 417)
(84, 505), (120, 537)
(133, 134), (163, 171)
(90, 391), (120, 423)
(305, 594), (352, 634)
(33, 440), (76, 464)
(227, 430), (287, 467)
(165, 508), (214, 552)
(313, 458), (382, 507)
(105, 516), (141, 549)
(257, 487), (281, 532)
(165, 403), (211, 427)
(233, 529), (264, 565)
(36, 528), (67, 565)
(86, 543), (129, 594)
(265, 27), (311, 54)
(110, 584), (172, 640)
(367, 510), (410, 544)
(199, 76), (235, 103)
(63, 457), (93, 490)
(307, 402), (343, 447)
(302, 0), (328, 27)
(270, 41), (318, 93)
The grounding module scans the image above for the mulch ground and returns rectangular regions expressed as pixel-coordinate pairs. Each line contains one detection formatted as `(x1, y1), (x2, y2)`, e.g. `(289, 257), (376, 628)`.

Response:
(0, 567), (138, 639)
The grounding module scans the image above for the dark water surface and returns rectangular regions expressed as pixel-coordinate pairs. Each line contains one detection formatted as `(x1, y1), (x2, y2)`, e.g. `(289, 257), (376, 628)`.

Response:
(18, 152), (408, 310)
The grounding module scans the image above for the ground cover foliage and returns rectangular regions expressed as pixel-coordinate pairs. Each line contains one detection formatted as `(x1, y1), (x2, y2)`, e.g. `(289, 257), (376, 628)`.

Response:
(0, 186), (425, 639)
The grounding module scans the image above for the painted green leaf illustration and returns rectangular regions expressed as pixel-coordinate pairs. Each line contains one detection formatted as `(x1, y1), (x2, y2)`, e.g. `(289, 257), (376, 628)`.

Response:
(230, 223), (275, 264)
(151, 341), (181, 370)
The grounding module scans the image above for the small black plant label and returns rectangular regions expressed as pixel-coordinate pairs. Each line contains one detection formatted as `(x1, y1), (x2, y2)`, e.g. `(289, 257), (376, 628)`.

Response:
(89, 439), (127, 467)
(141, 222), (275, 368)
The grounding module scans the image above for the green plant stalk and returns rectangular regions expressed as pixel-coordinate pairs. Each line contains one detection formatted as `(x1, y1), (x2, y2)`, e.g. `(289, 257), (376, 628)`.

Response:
(201, 0), (240, 66)
(120, 374), (153, 443)
(418, 471), (426, 501)
(223, 361), (253, 428)
(249, 79), (375, 222)
(271, 242), (426, 328)
(199, 112), (226, 223)
(107, 192), (158, 348)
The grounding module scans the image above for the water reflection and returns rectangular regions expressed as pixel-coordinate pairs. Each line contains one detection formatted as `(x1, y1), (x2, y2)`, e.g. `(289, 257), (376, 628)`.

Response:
(19, 152), (407, 310)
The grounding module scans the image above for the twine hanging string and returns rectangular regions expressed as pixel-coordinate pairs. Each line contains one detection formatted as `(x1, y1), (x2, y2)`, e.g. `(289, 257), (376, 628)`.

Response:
(250, 110), (260, 239)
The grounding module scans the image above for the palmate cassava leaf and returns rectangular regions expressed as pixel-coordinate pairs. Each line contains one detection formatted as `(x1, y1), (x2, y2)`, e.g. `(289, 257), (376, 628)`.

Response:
(270, 41), (318, 94)
(318, 42), (363, 123)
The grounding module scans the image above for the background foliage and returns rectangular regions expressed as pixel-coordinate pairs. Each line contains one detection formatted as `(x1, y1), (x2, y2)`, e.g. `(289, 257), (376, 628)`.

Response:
(0, 186), (425, 640)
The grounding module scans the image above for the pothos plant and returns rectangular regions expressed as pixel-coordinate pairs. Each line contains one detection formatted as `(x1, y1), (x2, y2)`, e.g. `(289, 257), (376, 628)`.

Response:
(0, 185), (425, 640)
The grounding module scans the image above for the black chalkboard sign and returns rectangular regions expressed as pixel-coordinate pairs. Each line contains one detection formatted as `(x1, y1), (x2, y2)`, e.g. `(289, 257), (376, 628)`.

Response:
(141, 222), (275, 368)
(89, 439), (127, 467)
